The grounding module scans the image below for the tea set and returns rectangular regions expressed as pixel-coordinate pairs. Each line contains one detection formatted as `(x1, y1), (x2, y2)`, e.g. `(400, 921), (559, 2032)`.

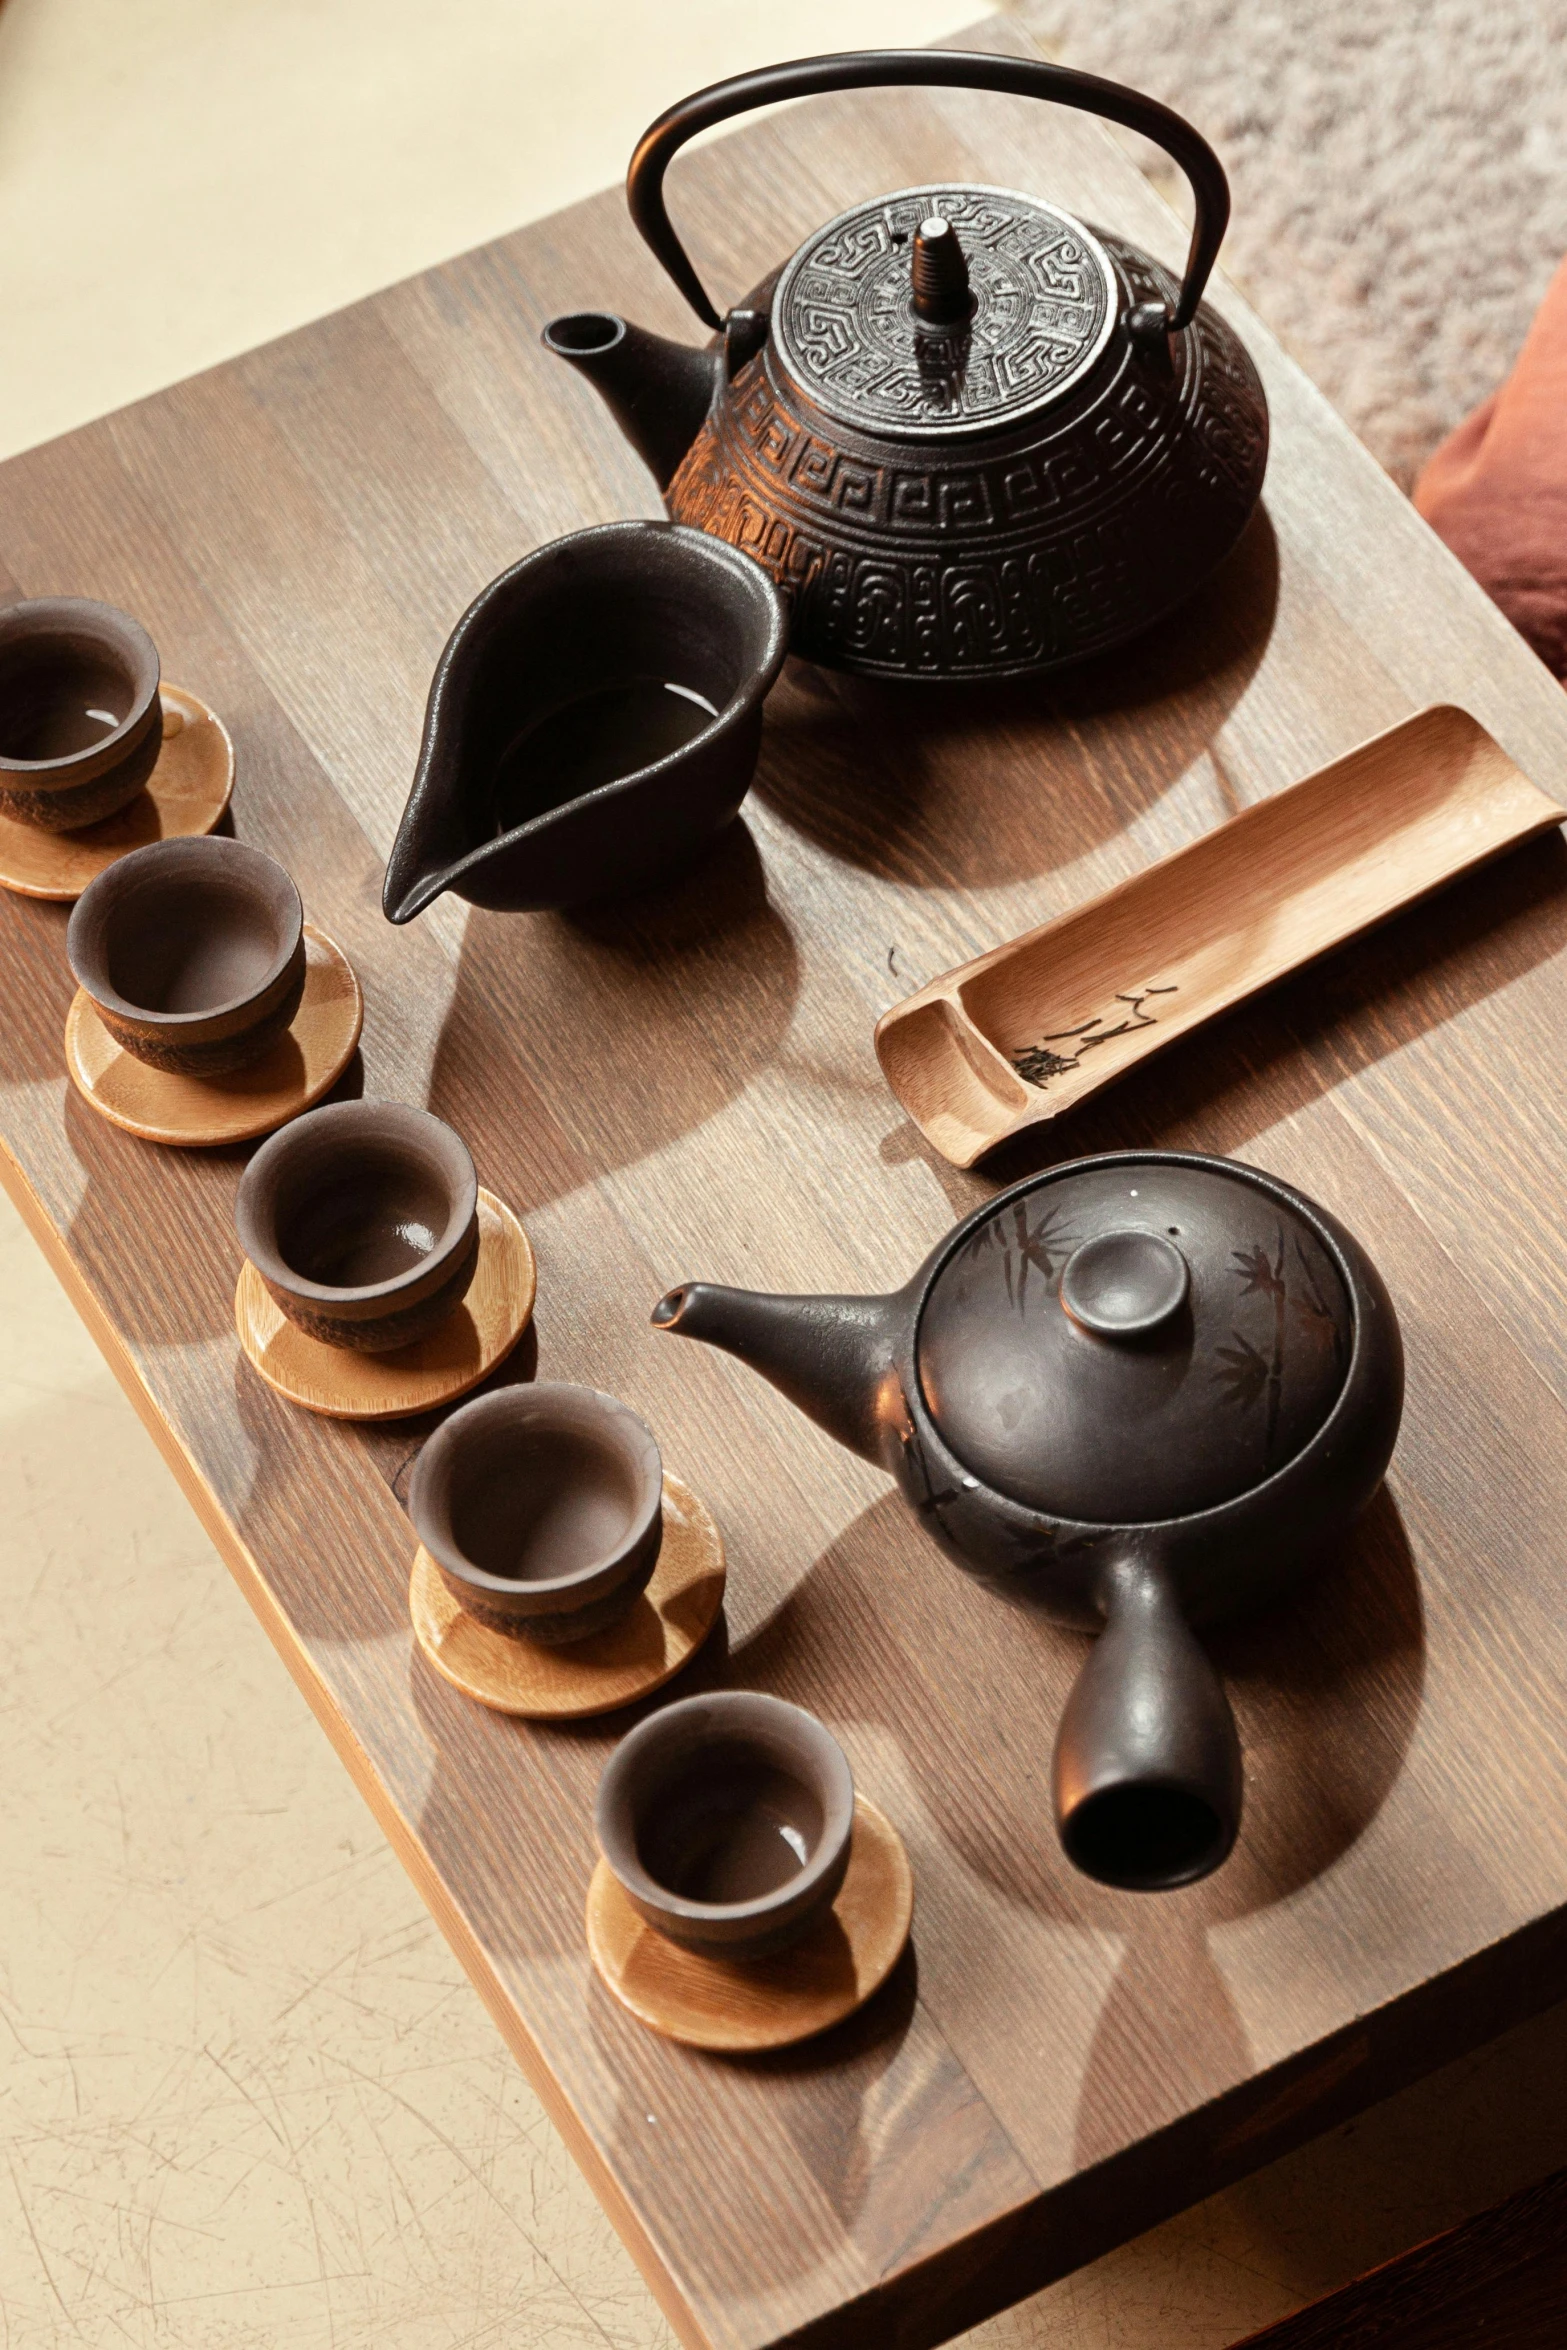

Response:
(0, 48), (1435, 2047)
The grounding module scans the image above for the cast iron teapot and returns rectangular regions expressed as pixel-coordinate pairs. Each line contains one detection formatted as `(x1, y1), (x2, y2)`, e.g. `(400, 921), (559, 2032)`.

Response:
(652, 1153), (1403, 1891)
(545, 50), (1269, 682)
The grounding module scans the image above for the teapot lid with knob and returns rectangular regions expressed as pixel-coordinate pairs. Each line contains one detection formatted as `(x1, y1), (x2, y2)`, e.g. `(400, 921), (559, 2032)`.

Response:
(545, 49), (1270, 682)
(918, 1156), (1353, 1526)
(749, 186), (1121, 445)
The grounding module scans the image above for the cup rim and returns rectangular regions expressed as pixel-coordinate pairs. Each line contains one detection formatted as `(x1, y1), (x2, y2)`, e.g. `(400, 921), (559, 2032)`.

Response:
(594, 1690), (856, 1928)
(234, 1098), (479, 1307)
(66, 836), (304, 1030)
(0, 596), (161, 777)
(407, 1381), (663, 1602)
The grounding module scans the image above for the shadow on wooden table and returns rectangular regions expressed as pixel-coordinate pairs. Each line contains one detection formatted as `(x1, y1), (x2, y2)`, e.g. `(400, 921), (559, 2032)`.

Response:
(580, 1930), (932, 2306)
(1069, 1484), (1425, 2166)
(216, 1313), (542, 1647)
(0, 894), (75, 1083)
(729, 1486), (1422, 1921)
(723, 1477), (1422, 2174)
(406, 1615), (927, 2300)
(753, 506), (1280, 890)
(402, 1577), (735, 1830)
(422, 818), (800, 1209)
(403, 1586), (940, 2299)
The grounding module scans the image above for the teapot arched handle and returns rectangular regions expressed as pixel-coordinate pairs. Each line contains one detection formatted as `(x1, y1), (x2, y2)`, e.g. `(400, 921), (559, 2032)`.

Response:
(626, 48), (1229, 338)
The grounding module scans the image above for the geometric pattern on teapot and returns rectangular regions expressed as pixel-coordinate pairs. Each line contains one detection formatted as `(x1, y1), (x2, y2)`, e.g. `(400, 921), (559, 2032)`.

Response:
(667, 237), (1268, 679)
(771, 186), (1117, 436)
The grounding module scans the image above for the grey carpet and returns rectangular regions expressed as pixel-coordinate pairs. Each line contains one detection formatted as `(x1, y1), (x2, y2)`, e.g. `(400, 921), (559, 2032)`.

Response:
(1018, 0), (1567, 486)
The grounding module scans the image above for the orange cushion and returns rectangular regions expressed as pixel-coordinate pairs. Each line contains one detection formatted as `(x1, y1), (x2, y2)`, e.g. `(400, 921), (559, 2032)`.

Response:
(1414, 254), (1567, 680)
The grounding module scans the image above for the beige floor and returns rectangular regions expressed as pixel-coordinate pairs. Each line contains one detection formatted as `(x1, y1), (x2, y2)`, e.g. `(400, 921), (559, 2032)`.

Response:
(6, 3), (1567, 2346)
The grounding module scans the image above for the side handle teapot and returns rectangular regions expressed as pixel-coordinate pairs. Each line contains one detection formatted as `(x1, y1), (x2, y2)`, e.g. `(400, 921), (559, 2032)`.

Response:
(544, 49), (1268, 683)
(652, 1153), (1403, 1892)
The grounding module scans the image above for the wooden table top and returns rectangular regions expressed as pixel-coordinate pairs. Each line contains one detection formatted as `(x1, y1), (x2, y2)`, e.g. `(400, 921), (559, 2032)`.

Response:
(6, 21), (1567, 2349)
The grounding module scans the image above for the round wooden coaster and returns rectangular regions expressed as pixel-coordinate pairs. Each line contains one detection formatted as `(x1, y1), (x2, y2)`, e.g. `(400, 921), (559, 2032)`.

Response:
(0, 684), (234, 900)
(66, 923), (362, 1148)
(409, 1472), (725, 1718)
(586, 1797), (913, 2053)
(236, 1188), (536, 1421)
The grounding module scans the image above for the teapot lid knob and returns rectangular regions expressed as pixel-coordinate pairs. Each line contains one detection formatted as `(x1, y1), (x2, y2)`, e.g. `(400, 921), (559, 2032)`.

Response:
(911, 215), (975, 328)
(1060, 1229), (1190, 1341)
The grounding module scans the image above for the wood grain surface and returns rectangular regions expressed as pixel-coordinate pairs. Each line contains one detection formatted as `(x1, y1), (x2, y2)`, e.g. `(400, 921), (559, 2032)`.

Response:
(875, 704), (1566, 1163)
(5, 18), (1567, 2349)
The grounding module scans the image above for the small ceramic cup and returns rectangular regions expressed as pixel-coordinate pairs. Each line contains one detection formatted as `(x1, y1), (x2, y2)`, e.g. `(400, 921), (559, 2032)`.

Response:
(408, 1383), (663, 1645)
(0, 597), (163, 830)
(595, 1691), (856, 1960)
(235, 1100), (479, 1352)
(67, 836), (307, 1074)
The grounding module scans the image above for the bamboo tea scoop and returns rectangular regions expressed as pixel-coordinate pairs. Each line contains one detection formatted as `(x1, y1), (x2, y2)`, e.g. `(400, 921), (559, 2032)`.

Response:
(875, 704), (1564, 1167)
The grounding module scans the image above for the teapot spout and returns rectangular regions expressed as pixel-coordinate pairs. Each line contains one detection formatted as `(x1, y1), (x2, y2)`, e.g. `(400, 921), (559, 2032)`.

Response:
(542, 313), (719, 491)
(652, 1282), (899, 1467)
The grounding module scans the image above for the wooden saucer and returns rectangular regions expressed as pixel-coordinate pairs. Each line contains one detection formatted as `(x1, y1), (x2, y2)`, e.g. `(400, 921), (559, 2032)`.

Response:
(586, 1797), (913, 2053)
(0, 684), (234, 901)
(236, 1188), (535, 1420)
(410, 1472), (725, 1717)
(66, 923), (362, 1148)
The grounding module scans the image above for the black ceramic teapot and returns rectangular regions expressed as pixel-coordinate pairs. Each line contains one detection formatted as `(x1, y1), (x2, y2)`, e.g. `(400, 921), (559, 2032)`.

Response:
(652, 1153), (1403, 1891)
(545, 50), (1268, 683)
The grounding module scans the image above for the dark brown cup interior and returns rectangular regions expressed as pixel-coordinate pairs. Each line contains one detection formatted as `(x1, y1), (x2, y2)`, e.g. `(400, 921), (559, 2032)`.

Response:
(443, 1423), (647, 1585)
(69, 838), (303, 1034)
(635, 1743), (825, 1905)
(236, 1104), (480, 1356)
(271, 1142), (459, 1290)
(407, 1387), (662, 1645)
(107, 874), (287, 1017)
(599, 1694), (855, 1930)
(600, 1696), (856, 1956)
(0, 638), (141, 763)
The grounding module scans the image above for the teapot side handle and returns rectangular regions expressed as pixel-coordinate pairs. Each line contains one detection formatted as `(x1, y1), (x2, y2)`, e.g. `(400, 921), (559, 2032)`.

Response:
(626, 48), (1229, 336)
(1051, 1547), (1243, 1890)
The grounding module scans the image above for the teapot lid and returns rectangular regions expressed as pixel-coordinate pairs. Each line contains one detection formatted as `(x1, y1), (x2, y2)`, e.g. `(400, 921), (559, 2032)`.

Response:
(770, 184), (1119, 442)
(916, 1158), (1353, 1523)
